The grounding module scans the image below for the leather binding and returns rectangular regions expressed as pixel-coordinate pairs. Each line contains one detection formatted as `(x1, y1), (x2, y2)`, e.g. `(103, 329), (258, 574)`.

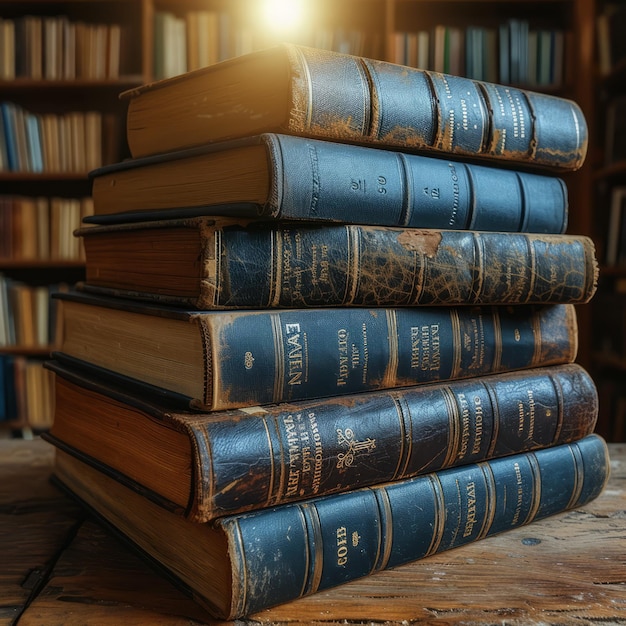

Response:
(55, 290), (580, 411)
(51, 434), (610, 619)
(122, 44), (588, 172)
(44, 358), (599, 523)
(88, 133), (569, 233)
(76, 218), (599, 310)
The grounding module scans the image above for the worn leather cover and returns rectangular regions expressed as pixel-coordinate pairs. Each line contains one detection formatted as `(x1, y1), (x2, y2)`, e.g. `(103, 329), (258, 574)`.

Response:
(77, 219), (598, 309)
(87, 133), (569, 232)
(55, 289), (579, 411)
(222, 435), (609, 616)
(52, 434), (610, 618)
(45, 358), (599, 523)
(124, 44), (588, 171)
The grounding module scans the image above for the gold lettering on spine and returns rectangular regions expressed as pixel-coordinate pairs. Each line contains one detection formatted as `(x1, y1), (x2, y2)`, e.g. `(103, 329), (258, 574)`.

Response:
(457, 392), (471, 461)
(271, 229), (283, 308)
(285, 322), (305, 386)
(462, 481), (477, 537)
(336, 526), (348, 566)
(284, 414), (301, 498)
(337, 328), (349, 386)
(361, 322), (369, 384)
(309, 412), (324, 494)
(409, 323), (442, 373)
(527, 389), (536, 440)
(511, 461), (524, 526)
(471, 395), (484, 455)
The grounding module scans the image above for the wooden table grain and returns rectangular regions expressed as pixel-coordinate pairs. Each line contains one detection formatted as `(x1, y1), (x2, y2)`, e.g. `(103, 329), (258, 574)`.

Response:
(1, 437), (625, 625)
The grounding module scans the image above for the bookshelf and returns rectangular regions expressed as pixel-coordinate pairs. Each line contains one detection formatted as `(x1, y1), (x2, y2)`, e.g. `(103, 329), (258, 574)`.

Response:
(0, 0), (598, 434)
(0, 0), (145, 432)
(590, 0), (626, 442)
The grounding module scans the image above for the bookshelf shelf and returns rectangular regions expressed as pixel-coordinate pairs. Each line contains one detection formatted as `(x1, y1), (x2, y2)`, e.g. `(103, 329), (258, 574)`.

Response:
(591, 0), (626, 441)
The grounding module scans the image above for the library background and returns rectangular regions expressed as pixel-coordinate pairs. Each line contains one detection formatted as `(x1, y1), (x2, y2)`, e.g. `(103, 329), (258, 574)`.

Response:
(0, 0), (624, 443)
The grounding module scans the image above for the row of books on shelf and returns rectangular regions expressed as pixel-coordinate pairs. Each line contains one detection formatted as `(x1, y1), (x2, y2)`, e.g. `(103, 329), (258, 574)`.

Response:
(0, 102), (106, 173)
(597, 373), (626, 442)
(0, 195), (92, 260)
(605, 185), (626, 267)
(597, 1), (626, 76)
(0, 276), (66, 348)
(153, 9), (377, 79)
(604, 95), (626, 167)
(31, 45), (609, 620)
(0, 15), (121, 81)
(391, 21), (565, 87)
(0, 355), (53, 429)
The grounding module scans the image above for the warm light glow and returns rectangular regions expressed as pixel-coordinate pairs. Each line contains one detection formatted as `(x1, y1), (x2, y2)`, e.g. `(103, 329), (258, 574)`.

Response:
(262, 0), (306, 32)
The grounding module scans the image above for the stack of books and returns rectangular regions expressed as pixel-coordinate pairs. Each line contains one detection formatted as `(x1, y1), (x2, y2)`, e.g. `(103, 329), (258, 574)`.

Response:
(43, 44), (610, 620)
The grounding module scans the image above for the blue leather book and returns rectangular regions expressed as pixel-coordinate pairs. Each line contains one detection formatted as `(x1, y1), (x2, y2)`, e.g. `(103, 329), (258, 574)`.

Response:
(44, 357), (599, 523)
(52, 434), (610, 619)
(88, 133), (569, 233)
(75, 217), (598, 309)
(54, 289), (579, 411)
(121, 44), (588, 173)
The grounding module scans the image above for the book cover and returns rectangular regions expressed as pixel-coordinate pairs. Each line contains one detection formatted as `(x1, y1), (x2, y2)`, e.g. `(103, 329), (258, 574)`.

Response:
(55, 289), (579, 410)
(44, 358), (599, 522)
(121, 43), (588, 172)
(88, 133), (569, 233)
(52, 434), (611, 619)
(76, 217), (598, 310)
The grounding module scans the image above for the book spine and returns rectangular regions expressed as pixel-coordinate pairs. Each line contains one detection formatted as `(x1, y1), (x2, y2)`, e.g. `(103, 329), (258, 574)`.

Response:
(207, 224), (597, 309)
(192, 363), (598, 521)
(267, 134), (568, 232)
(222, 435), (609, 617)
(287, 45), (587, 171)
(201, 304), (578, 409)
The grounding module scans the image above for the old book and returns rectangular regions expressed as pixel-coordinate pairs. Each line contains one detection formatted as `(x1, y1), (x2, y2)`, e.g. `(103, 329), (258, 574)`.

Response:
(51, 434), (610, 619)
(55, 289), (579, 411)
(88, 133), (569, 233)
(76, 217), (598, 310)
(44, 358), (599, 522)
(121, 44), (588, 172)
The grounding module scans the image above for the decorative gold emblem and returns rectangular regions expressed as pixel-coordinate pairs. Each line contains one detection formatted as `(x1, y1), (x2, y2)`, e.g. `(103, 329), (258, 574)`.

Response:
(336, 428), (376, 469)
(244, 351), (255, 369)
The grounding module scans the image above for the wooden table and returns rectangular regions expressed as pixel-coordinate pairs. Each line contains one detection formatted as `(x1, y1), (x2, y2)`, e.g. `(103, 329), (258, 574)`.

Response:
(1, 437), (625, 625)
